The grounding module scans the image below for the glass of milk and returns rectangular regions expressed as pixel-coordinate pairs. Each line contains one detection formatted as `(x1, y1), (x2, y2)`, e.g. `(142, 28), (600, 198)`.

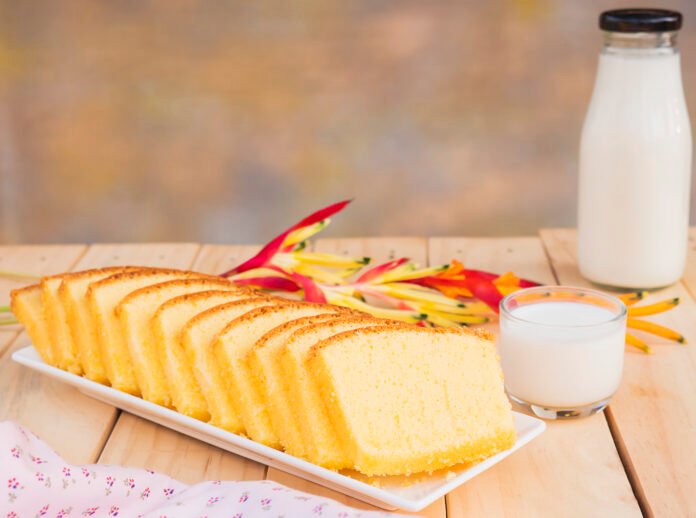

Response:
(578, 9), (691, 289)
(498, 286), (627, 419)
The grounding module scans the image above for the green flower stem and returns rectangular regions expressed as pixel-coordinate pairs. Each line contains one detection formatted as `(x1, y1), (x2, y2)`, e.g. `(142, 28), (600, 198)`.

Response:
(0, 318), (19, 326)
(0, 270), (40, 281)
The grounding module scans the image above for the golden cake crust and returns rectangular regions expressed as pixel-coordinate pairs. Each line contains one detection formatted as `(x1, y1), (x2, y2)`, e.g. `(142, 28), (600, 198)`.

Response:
(220, 301), (344, 337)
(155, 289), (275, 316)
(181, 296), (278, 331)
(308, 324), (492, 361)
(55, 266), (146, 283)
(10, 284), (40, 299)
(251, 307), (363, 353)
(89, 268), (214, 291)
(254, 314), (340, 350)
(116, 277), (249, 313)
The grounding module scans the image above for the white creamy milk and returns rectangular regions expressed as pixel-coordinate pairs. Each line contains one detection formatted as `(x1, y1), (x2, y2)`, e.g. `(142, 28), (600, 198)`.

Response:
(498, 301), (625, 408)
(578, 20), (691, 289)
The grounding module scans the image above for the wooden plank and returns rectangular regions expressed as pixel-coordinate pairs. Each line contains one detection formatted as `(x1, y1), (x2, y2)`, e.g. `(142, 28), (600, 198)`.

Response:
(264, 237), (446, 517)
(99, 244), (266, 481)
(430, 237), (641, 518)
(75, 242), (201, 270)
(313, 237), (429, 266)
(0, 243), (202, 465)
(541, 228), (696, 518)
(99, 413), (264, 483)
(681, 227), (696, 298)
(0, 332), (16, 362)
(192, 244), (262, 277)
(0, 245), (90, 461)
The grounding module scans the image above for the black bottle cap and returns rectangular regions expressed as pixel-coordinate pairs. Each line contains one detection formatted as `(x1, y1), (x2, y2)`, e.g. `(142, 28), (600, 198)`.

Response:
(600, 9), (682, 32)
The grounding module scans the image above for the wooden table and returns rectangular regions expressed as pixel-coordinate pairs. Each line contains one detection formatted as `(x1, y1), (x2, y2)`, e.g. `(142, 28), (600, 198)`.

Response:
(1, 231), (694, 517)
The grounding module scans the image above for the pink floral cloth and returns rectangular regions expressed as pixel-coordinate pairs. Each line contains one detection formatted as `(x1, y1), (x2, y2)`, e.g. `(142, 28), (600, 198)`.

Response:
(1, 421), (406, 518)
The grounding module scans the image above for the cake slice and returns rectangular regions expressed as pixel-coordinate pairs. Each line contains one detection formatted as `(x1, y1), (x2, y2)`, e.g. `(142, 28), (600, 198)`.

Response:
(116, 278), (251, 406)
(248, 314), (343, 456)
(308, 326), (516, 476)
(88, 269), (211, 394)
(41, 275), (85, 374)
(281, 317), (396, 468)
(151, 290), (259, 420)
(214, 302), (348, 448)
(59, 266), (144, 383)
(181, 297), (284, 432)
(10, 285), (54, 365)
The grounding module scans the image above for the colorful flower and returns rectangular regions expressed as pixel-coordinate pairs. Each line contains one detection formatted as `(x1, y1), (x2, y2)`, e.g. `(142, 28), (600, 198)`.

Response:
(218, 200), (539, 326)
(7, 477), (18, 490)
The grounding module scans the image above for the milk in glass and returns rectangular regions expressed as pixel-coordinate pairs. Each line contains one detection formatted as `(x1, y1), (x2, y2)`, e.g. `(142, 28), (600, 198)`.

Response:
(498, 287), (627, 419)
(499, 301), (625, 409)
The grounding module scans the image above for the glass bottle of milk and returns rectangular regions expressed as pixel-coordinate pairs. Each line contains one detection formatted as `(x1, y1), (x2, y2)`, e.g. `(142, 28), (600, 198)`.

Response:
(578, 9), (692, 289)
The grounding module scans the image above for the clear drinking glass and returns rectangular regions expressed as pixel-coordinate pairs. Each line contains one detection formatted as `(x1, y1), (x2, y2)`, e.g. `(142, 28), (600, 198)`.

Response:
(498, 286), (627, 419)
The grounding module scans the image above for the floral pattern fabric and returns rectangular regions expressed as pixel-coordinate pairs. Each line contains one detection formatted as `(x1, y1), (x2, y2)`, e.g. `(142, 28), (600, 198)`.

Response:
(1, 421), (406, 518)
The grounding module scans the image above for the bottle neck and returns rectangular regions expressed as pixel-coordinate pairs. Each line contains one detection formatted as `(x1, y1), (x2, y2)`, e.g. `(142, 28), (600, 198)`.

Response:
(603, 31), (678, 56)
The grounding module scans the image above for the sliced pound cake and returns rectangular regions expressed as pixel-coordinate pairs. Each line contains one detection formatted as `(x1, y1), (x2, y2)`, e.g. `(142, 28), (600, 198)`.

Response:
(248, 314), (342, 456)
(281, 317), (398, 468)
(59, 266), (147, 383)
(180, 297), (284, 432)
(11, 266), (140, 374)
(215, 303), (349, 448)
(41, 275), (83, 374)
(116, 278), (251, 406)
(307, 326), (516, 476)
(151, 290), (260, 420)
(10, 285), (54, 365)
(87, 269), (212, 394)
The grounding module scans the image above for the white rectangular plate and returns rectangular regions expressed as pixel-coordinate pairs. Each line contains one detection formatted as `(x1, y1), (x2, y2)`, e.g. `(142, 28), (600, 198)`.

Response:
(13, 345), (545, 512)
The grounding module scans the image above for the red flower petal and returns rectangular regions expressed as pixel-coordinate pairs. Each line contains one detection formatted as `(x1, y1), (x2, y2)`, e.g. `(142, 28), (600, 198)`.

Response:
(289, 272), (327, 303)
(232, 277), (301, 292)
(461, 269), (498, 281)
(360, 288), (414, 310)
(466, 278), (505, 313)
(220, 200), (352, 277)
(355, 258), (409, 283)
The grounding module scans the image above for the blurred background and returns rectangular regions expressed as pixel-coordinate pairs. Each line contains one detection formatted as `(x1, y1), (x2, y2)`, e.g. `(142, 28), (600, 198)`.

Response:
(1, 0), (695, 244)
